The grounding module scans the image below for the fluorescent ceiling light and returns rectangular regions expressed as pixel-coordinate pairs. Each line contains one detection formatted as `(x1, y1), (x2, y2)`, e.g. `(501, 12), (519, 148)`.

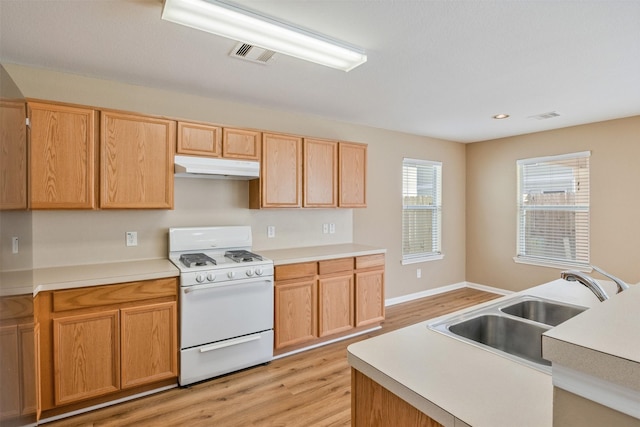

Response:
(161, 0), (367, 72)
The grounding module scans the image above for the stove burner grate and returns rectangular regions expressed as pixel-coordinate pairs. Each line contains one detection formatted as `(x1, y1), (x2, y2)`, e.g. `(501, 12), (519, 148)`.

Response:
(180, 253), (216, 268)
(225, 250), (263, 263)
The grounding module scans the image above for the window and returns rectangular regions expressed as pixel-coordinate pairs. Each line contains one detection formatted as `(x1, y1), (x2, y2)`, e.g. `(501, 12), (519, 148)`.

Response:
(402, 158), (442, 264)
(516, 151), (590, 269)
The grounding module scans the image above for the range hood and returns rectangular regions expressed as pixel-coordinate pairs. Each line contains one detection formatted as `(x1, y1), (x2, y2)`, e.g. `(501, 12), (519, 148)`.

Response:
(174, 155), (259, 180)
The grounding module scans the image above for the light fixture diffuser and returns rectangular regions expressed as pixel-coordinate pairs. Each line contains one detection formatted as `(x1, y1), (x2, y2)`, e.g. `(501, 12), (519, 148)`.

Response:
(161, 0), (367, 71)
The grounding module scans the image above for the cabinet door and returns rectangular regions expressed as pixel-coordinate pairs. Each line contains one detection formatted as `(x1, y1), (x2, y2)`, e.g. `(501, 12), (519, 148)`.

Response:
(354, 270), (385, 327)
(120, 302), (177, 389)
(274, 279), (317, 349)
(260, 133), (302, 208)
(19, 323), (37, 416)
(223, 128), (260, 160)
(0, 100), (27, 210)
(339, 142), (367, 207)
(101, 111), (175, 209)
(28, 102), (97, 209)
(177, 121), (221, 157)
(0, 325), (20, 420)
(53, 310), (120, 405)
(318, 274), (354, 337)
(304, 138), (338, 207)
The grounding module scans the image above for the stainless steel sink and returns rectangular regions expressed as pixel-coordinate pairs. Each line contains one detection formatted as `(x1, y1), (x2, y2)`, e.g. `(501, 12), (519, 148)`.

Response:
(428, 295), (588, 372)
(500, 298), (587, 327)
(448, 314), (551, 367)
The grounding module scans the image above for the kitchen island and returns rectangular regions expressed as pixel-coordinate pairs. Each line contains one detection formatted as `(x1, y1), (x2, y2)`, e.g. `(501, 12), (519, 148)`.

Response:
(347, 279), (638, 427)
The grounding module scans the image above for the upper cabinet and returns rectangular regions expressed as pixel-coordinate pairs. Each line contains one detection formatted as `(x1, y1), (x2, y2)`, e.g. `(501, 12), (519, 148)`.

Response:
(338, 142), (367, 208)
(250, 133), (302, 208)
(0, 100), (28, 210)
(222, 128), (260, 161)
(100, 111), (175, 209)
(28, 102), (98, 209)
(303, 138), (338, 208)
(176, 121), (260, 161)
(176, 121), (221, 157)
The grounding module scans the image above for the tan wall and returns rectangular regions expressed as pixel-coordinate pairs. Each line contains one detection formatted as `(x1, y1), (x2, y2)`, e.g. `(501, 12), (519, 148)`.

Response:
(4, 63), (467, 299)
(466, 116), (640, 291)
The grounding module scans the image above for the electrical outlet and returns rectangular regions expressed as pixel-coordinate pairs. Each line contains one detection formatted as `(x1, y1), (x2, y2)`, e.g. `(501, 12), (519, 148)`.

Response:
(267, 226), (276, 238)
(417, 268), (422, 279)
(329, 223), (335, 234)
(11, 237), (19, 254)
(322, 224), (329, 234)
(126, 231), (138, 247)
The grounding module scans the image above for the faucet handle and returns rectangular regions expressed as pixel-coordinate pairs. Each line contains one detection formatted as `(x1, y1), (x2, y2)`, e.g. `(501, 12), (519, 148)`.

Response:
(591, 265), (629, 294)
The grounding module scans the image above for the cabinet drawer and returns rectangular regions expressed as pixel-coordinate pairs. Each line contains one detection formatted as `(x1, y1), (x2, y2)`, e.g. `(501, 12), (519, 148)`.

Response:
(275, 262), (317, 281)
(318, 258), (353, 275)
(355, 254), (385, 270)
(52, 278), (178, 312)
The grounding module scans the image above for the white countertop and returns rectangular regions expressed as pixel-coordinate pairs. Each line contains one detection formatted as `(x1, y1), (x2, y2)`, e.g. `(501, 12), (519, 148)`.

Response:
(258, 243), (386, 265)
(347, 279), (627, 427)
(0, 259), (180, 296)
(542, 285), (640, 418)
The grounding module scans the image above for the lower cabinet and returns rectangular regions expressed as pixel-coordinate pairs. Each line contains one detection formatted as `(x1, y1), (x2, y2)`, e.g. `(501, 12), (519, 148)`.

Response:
(274, 254), (384, 354)
(0, 294), (38, 425)
(37, 278), (178, 417)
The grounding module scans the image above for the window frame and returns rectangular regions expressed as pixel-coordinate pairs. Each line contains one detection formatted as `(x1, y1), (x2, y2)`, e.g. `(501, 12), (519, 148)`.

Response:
(514, 151), (591, 270)
(401, 158), (443, 265)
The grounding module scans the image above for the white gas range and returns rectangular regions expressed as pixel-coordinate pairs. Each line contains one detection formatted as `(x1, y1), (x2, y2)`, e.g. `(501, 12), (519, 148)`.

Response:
(168, 226), (274, 386)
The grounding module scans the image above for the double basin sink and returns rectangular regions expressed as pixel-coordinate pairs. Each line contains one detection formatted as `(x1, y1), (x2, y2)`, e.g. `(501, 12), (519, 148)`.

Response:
(428, 295), (588, 372)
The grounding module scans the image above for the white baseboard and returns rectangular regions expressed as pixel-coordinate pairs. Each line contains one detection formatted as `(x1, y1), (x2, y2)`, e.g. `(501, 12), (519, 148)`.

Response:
(385, 281), (512, 307)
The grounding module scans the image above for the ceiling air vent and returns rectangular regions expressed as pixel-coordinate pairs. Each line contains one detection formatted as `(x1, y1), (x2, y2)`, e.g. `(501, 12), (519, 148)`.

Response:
(230, 43), (276, 65)
(529, 111), (561, 120)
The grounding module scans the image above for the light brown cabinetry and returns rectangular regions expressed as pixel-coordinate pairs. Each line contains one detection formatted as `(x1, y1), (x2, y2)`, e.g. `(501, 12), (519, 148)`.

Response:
(250, 133), (303, 208)
(352, 369), (444, 427)
(0, 294), (38, 425)
(177, 121), (221, 157)
(274, 254), (384, 355)
(28, 102), (98, 209)
(223, 127), (261, 160)
(318, 258), (354, 336)
(339, 142), (367, 207)
(36, 278), (178, 417)
(274, 262), (317, 349)
(355, 254), (385, 326)
(100, 111), (175, 209)
(303, 138), (338, 207)
(0, 100), (28, 210)
(53, 310), (120, 405)
(176, 121), (261, 161)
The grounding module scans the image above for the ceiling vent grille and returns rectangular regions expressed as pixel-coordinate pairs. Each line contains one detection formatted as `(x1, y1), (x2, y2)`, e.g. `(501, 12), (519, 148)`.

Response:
(529, 111), (561, 120)
(230, 43), (276, 65)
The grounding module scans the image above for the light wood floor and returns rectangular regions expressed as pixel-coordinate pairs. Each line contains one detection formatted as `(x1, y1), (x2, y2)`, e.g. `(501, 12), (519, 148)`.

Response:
(45, 288), (500, 427)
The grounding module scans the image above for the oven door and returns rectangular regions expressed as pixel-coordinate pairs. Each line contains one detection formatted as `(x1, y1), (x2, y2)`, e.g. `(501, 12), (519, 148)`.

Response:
(180, 276), (274, 349)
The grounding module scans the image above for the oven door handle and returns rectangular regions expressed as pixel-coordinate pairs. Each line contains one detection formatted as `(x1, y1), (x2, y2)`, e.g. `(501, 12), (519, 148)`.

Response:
(183, 279), (272, 294)
(199, 334), (262, 353)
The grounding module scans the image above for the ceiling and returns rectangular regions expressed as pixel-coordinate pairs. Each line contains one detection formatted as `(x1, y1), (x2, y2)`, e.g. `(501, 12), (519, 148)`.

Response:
(1, 0), (639, 143)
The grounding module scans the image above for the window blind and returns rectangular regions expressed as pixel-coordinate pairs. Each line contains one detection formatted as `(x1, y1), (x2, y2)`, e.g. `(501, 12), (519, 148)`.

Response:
(516, 151), (590, 268)
(402, 158), (442, 262)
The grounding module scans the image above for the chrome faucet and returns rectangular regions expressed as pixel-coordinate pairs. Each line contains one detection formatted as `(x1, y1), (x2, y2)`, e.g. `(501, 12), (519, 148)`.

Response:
(591, 265), (630, 294)
(561, 270), (610, 302)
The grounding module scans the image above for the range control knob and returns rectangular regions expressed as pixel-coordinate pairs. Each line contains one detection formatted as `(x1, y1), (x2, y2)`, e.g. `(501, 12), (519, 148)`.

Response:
(227, 271), (236, 279)
(246, 269), (254, 277)
(195, 274), (205, 283)
(206, 272), (216, 282)
(255, 268), (264, 276)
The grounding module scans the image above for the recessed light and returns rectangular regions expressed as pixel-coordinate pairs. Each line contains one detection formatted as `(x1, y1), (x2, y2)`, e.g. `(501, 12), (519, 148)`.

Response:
(492, 114), (510, 120)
